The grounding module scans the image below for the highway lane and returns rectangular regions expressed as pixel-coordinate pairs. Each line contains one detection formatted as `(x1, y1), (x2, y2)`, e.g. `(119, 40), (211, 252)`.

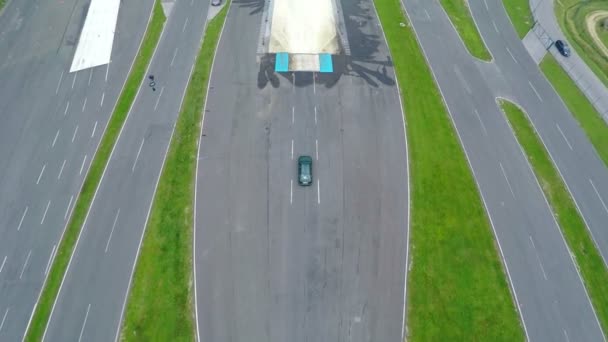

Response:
(194, 0), (409, 341)
(40, 0), (211, 341)
(403, 0), (604, 340)
(0, 0), (154, 340)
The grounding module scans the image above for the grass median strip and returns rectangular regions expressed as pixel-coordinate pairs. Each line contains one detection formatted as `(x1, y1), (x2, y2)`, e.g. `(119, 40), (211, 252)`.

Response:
(24, 2), (166, 341)
(438, 0), (492, 61)
(501, 0), (533, 39)
(499, 99), (608, 334)
(374, 0), (524, 340)
(540, 55), (608, 166)
(119, 3), (229, 341)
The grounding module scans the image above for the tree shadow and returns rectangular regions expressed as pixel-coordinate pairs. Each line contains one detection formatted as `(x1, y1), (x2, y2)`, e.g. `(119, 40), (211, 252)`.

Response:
(232, 0), (264, 15)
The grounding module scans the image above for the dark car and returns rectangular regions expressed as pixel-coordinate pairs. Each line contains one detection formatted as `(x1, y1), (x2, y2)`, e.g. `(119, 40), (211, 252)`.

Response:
(211, 0), (221, 6)
(555, 40), (570, 57)
(298, 156), (313, 186)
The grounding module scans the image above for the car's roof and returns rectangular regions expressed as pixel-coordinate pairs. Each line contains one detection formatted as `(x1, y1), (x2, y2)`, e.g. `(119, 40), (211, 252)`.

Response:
(298, 155), (312, 163)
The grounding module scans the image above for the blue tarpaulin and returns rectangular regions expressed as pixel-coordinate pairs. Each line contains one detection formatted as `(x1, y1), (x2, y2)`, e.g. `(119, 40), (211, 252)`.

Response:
(275, 52), (289, 72)
(319, 53), (333, 73)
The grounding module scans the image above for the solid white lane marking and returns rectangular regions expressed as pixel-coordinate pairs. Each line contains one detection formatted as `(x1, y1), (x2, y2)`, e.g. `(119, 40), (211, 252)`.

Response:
(529, 81), (542, 102)
(17, 206), (28, 231)
(317, 179), (321, 204)
(183, 17), (189, 32)
(72, 125), (79, 143)
(64, 101), (70, 116)
(45, 245), (56, 275)
(0, 256), (6, 274)
(291, 140), (294, 160)
(82, 97), (87, 112)
(71, 72), (78, 89)
(91, 121), (98, 138)
(58, 160), (66, 180)
(79, 155), (88, 175)
(529, 236), (548, 280)
(474, 109), (487, 136)
(41, 200), (51, 224)
(316, 139), (319, 160)
(37, 164), (46, 185)
(292, 106), (295, 124)
(133, 138), (145, 172)
(556, 124), (573, 150)
(88, 69), (93, 86)
(100, 92), (105, 107)
(499, 162), (515, 198)
(55, 71), (64, 94)
(314, 106), (317, 125)
(65, 195), (73, 220)
(506, 47), (517, 63)
(290, 180), (293, 204)
(0, 308), (8, 332)
(589, 179), (608, 215)
(154, 87), (165, 111)
(105, 64), (110, 82)
(19, 250), (32, 279)
(171, 48), (179, 67)
(105, 209), (120, 253)
(78, 304), (91, 342)
(52, 129), (60, 147)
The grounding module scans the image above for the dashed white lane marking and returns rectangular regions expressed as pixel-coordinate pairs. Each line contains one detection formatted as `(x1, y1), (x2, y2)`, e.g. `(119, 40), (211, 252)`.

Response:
(424, 9), (430, 20)
(78, 304), (91, 342)
(72, 125), (79, 143)
(133, 138), (145, 172)
(79, 155), (88, 175)
(105, 64), (110, 82)
(19, 250), (31, 279)
(474, 109), (488, 136)
(314, 106), (317, 125)
(556, 124), (573, 150)
(529, 81), (542, 102)
(453, 65), (471, 94)
(291, 140), (294, 160)
(183, 17), (189, 32)
(37, 164), (46, 185)
(290, 180), (293, 205)
(292, 106), (295, 124)
(483, 0), (489, 10)
(100, 92), (105, 107)
(45, 244), (56, 275)
(105, 209), (120, 253)
(41, 200), (51, 225)
(564, 329), (570, 342)
(88, 69), (93, 86)
(317, 179), (321, 204)
(154, 87), (165, 111)
(0, 308), (9, 332)
(52, 129), (60, 147)
(499, 162), (515, 198)
(492, 20), (499, 33)
(171, 48), (179, 67)
(71, 72), (78, 89)
(82, 97), (87, 112)
(0, 256), (6, 274)
(64, 101), (70, 116)
(506, 47), (517, 63)
(55, 71), (64, 94)
(316, 139), (319, 160)
(589, 179), (608, 215)
(65, 195), (73, 220)
(529, 236), (548, 280)
(91, 121), (98, 138)
(58, 160), (66, 180)
(17, 207), (28, 231)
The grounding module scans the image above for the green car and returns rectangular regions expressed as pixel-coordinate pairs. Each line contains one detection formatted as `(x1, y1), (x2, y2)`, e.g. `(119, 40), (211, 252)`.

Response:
(298, 156), (313, 186)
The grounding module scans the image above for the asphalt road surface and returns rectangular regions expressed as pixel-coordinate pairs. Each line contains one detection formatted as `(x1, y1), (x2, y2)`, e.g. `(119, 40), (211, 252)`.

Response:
(194, 0), (409, 341)
(403, 0), (605, 341)
(40, 1), (211, 341)
(0, 0), (153, 340)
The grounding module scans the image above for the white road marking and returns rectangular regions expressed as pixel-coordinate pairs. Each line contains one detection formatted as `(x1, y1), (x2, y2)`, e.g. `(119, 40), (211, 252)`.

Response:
(473, 109), (488, 136)
(0, 256), (6, 274)
(291, 140), (294, 160)
(17, 207), (28, 231)
(0, 308), (8, 332)
(529, 236), (548, 280)
(290, 180), (293, 204)
(58, 159), (66, 180)
(105, 210), (120, 253)
(82, 97), (87, 112)
(492, 20), (499, 33)
(499, 162), (515, 198)
(41, 200), (51, 224)
(317, 179), (321, 204)
(36, 164), (46, 185)
(529, 81), (542, 102)
(19, 250), (32, 279)
(72, 125), (79, 143)
(55, 71), (64, 94)
(154, 87), (165, 111)
(453, 65), (471, 94)
(91, 121), (98, 138)
(564, 329), (570, 342)
(64, 101), (70, 116)
(314, 106), (317, 125)
(45, 245), (56, 275)
(292, 106), (295, 124)
(52, 129), (60, 147)
(506, 47), (517, 63)
(424, 9), (430, 20)
(133, 138), (145, 172)
(88, 69), (93, 85)
(79, 155), (88, 175)
(589, 179), (608, 214)
(183, 17), (189, 32)
(71, 72), (78, 89)
(171, 48), (179, 67)
(556, 124), (573, 150)
(65, 195), (73, 220)
(313, 73), (316, 94)
(100, 92), (105, 107)
(316, 139), (319, 160)
(78, 304), (91, 342)
(105, 64), (110, 82)
(483, 0), (488, 10)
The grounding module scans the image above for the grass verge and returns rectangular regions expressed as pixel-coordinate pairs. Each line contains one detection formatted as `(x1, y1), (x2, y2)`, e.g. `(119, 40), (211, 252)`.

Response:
(438, 0), (492, 61)
(499, 99), (608, 334)
(540, 55), (608, 167)
(24, 2), (166, 341)
(375, 0), (524, 339)
(501, 0), (533, 39)
(118, 3), (229, 341)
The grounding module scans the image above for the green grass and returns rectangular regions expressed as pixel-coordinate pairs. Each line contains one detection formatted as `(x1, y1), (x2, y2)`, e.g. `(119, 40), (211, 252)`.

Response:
(540, 55), (608, 167)
(0, 0), (5, 12)
(24, 2), (166, 341)
(118, 3), (229, 341)
(374, 0), (524, 340)
(501, 0), (533, 38)
(555, 0), (608, 89)
(499, 99), (608, 334)
(438, 0), (492, 61)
